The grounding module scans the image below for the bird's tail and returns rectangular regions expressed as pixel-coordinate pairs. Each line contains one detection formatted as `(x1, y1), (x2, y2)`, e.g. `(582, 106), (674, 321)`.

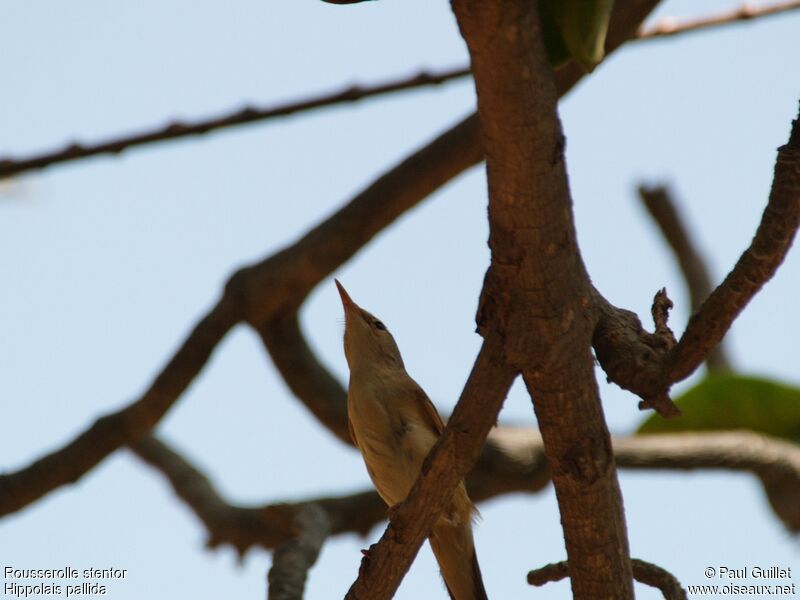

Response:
(429, 519), (488, 600)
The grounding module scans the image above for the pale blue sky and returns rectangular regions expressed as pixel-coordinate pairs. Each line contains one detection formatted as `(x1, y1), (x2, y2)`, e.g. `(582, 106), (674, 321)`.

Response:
(2, 1), (799, 599)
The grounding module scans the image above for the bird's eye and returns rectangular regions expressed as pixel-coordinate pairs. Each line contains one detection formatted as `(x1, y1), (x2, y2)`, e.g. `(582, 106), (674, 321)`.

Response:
(373, 320), (387, 331)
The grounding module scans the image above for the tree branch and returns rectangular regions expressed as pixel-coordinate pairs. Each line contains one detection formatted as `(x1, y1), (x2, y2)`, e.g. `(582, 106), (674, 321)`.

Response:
(637, 0), (800, 41)
(667, 113), (800, 382)
(129, 428), (550, 557)
(0, 67), (470, 180)
(615, 431), (800, 532)
(528, 559), (688, 600)
(133, 434), (303, 554)
(3, 1), (797, 180)
(454, 0), (637, 596)
(595, 109), (800, 413)
(638, 184), (733, 372)
(0, 296), (239, 518)
(267, 503), (330, 600)
(130, 429), (800, 560)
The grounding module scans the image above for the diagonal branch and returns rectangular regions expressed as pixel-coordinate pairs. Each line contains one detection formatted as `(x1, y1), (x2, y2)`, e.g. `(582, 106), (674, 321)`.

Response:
(667, 114), (800, 382)
(595, 109), (800, 413)
(0, 67), (470, 180)
(637, 184), (733, 372)
(0, 296), (239, 517)
(246, 110), (483, 440)
(3, 1), (798, 180)
(132, 434), (303, 554)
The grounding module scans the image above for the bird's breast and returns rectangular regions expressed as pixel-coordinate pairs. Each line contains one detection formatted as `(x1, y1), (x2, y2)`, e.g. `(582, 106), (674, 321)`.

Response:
(348, 373), (438, 506)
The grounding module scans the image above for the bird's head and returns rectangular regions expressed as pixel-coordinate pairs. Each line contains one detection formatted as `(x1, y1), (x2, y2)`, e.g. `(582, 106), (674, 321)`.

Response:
(335, 279), (405, 372)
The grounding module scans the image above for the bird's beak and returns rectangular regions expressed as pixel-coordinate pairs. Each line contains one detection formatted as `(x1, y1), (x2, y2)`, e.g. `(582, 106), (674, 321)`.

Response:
(335, 279), (357, 313)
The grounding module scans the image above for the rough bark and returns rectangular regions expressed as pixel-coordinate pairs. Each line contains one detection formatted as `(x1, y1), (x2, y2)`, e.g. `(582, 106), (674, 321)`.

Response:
(452, 1), (633, 597)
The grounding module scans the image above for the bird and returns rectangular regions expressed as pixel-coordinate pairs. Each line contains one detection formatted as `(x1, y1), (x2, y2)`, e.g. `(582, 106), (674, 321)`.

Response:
(335, 279), (488, 600)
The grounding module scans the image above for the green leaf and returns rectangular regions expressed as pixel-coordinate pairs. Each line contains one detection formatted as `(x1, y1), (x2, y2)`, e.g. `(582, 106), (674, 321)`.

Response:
(538, 0), (615, 71)
(637, 374), (800, 443)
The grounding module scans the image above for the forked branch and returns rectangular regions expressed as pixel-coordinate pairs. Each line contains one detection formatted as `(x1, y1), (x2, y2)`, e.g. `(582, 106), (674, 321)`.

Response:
(595, 109), (800, 414)
(638, 184), (733, 372)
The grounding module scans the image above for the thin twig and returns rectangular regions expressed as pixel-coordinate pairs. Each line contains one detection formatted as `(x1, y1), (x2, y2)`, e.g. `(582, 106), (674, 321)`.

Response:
(630, 559), (688, 600)
(528, 559), (688, 600)
(637, 0), (800, 40)
(638, 185), (733, 372)
(2, 1), (798, 179)
(0, 67), (470, 180)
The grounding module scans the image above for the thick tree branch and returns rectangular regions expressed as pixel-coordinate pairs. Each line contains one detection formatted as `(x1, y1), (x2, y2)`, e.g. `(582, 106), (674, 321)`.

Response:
(4, 1), (796, 180)
(454, 0), (637, 596)
(638, 184), (733, 372)
(595, 110), (800, 412)
(528, 559), (688, 600)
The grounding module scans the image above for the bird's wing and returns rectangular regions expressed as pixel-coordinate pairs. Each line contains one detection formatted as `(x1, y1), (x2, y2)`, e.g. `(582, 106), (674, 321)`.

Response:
(348, 416), (360, 449)
(411, 382), (446, 436)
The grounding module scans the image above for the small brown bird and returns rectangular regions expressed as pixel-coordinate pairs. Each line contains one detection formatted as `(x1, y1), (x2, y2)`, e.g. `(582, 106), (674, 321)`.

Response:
(335, 280), (488, 600)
